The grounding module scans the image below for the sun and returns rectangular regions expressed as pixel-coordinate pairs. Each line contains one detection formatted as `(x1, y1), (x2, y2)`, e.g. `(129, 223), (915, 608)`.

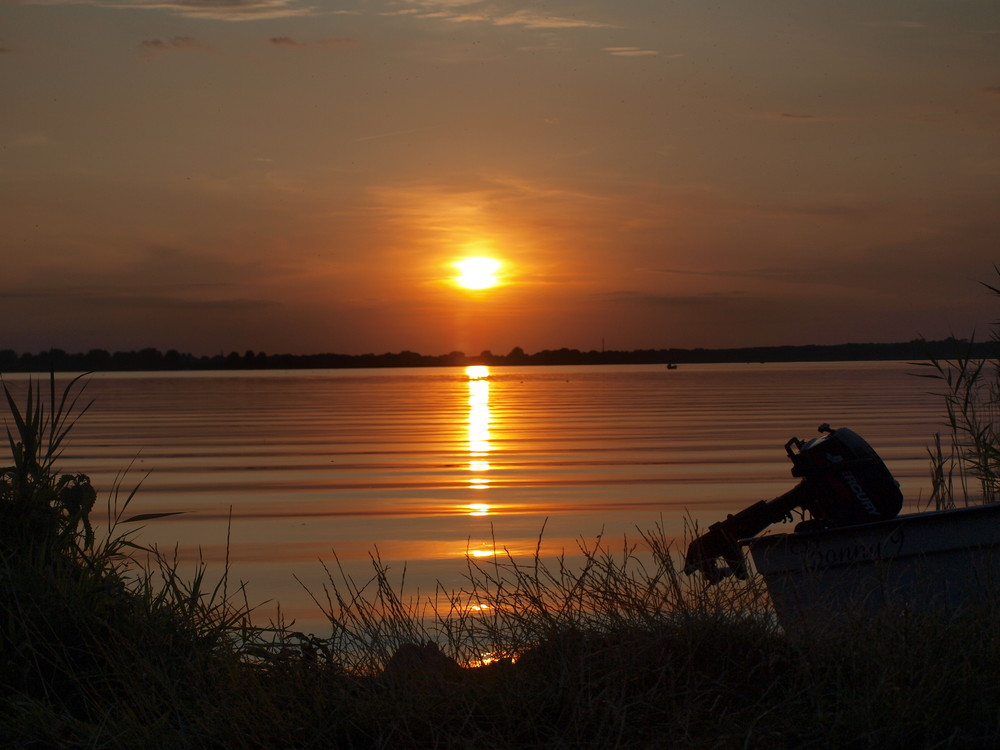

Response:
(454, 256), (501, 290)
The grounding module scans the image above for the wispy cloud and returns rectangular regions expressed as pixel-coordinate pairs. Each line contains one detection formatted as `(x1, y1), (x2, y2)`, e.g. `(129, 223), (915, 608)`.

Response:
(598, 288), (749, 305)
(385, 0), (616, 29)
(139, 36), (208, 57)
(393, 0), (483, 9)
(603, 46), (658, 57)
(319, 36), (359, 47)
(651, 267), (830, 285)
(27, 0), (319, 22)
(354, 126), (428, 143)
(860, 19), (927, 31)
(492, 9), (615, 29)
(751, 111), (828, 122)
(3, 289), (280, 313)
(269, 35), (360, 47)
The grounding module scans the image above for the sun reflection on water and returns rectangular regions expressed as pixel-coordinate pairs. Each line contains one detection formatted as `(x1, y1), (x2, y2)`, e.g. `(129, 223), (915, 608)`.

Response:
(460, 366), (498, 556)
(465, 365), (492, 484)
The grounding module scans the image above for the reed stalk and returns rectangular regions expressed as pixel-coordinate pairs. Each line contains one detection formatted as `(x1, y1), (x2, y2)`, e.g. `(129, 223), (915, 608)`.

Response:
(914, 271), (1000, 509)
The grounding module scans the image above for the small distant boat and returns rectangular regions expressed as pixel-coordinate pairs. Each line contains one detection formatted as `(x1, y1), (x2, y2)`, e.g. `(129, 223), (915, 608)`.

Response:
(665, 363), (678, 370)
(744, 503), (1000, 629)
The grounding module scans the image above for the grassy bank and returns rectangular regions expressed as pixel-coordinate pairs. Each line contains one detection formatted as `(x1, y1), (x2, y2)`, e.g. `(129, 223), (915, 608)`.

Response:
(4, 324), (1000, 748)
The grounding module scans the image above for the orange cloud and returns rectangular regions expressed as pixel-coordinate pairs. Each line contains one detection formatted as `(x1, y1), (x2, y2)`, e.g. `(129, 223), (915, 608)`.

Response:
(139, 36), (208, 58)
(603, 46), (659, 57)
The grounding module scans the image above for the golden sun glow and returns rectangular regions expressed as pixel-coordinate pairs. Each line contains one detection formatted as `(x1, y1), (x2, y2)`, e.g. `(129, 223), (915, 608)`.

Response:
(454, 256), (501, 289)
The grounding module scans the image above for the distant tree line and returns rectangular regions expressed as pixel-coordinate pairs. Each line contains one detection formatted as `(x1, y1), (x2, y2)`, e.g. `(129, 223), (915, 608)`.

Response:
(0, 337), (994, 373)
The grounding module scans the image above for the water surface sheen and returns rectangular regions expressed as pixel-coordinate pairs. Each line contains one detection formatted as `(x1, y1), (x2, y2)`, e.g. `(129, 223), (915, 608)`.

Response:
(8, 362), (943, 630)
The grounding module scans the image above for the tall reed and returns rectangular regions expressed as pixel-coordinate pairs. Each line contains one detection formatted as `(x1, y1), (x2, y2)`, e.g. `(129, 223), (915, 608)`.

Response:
(914, 273), (1000, 509)
(0, 374), (284, 745)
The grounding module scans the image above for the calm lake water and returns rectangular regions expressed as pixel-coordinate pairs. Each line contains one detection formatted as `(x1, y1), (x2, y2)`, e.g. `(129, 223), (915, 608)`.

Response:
(7, 362), (946, 633)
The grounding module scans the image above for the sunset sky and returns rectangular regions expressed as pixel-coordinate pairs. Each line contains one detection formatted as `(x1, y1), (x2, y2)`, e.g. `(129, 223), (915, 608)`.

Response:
(3, 0), (999, 357)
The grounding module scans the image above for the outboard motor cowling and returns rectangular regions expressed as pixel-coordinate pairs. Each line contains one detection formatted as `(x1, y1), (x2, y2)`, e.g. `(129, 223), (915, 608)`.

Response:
(683, 424), (903, 583)
(785, 425), (903, 526)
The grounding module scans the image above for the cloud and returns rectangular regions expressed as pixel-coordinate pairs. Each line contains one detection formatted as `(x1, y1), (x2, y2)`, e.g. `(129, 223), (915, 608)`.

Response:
(139, 36), (207, 57)
(318, 36), (359, 47)
(10, 291), (281, 313)
(649, 214), (1000, 300)
(396, 0), (483, 8)
(491, 9), (615, 29)
(860, 20), (927, 31)
(354, 126), (428, 143)
(650, 267), (841, 289)
(139, 36), (209, 58)
(603, 46), (659, 57)
(269, 35), (360, 48)
(753, 112), (828, 122)
(57, 244), (273, 293)
(599, 288), (746, 305)
(27, 0), (319, 22)
(385, 1), (616, 29)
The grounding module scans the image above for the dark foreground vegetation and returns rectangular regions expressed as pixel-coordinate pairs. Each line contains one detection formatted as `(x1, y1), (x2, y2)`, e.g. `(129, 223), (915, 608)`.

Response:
(2, 336), (995, 372)
(4, 278), (1000, 747)
(1, 372), (998, 749)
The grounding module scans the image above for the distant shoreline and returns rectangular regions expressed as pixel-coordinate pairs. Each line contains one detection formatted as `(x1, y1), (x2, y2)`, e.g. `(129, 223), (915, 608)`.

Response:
(1, 337), (994, 373)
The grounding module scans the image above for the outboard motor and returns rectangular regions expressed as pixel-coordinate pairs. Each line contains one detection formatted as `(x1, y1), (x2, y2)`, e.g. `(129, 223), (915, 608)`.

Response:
(683, 424), (903, 583)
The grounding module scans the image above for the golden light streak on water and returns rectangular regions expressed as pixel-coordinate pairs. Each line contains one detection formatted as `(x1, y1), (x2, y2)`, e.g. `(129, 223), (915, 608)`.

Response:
(466, 365), (492, 489)
(467, 503), (491, 516)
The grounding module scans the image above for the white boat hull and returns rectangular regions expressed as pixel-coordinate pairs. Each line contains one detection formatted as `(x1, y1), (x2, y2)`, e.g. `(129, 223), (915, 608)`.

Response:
(745, 503), (1000, 629)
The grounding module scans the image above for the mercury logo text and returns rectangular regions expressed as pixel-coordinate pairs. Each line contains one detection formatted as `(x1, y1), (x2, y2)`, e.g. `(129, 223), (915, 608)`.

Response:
(843, 470), (881, 516)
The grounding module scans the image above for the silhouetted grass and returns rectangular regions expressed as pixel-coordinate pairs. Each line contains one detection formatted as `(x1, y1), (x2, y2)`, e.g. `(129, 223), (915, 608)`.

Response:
(2, 363), (1000, 748)
(913, 271), (1000, 510)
